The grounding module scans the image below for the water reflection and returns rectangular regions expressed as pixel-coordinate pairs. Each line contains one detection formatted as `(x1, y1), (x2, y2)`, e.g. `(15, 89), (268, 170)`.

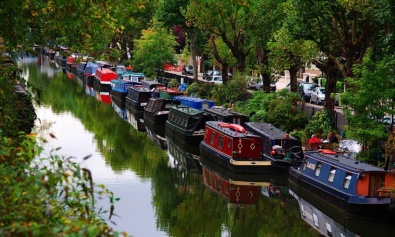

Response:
(22, 54), (395, 237)
(288, 182), (395, 237)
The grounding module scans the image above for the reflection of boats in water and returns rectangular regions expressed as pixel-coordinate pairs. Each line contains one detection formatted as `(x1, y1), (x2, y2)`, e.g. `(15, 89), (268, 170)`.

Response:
(199, 154), (271, 204)
(288, 183), (395, 237)
(126, 109), (145, 132)
(289, 187), (359, 237)
(112, 101), (127, 121)
(260, 175), (290, 200)
(145, 125), (167, 149)
(166, 136), (201, 174)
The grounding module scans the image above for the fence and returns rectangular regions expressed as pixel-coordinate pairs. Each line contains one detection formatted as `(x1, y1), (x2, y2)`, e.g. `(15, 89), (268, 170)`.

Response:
(296, 103), (347, 133)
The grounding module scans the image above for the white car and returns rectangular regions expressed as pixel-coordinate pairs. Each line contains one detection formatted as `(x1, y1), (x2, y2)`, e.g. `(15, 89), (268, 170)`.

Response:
(310, 87), (325, 104)
(206, 75), (223, 84)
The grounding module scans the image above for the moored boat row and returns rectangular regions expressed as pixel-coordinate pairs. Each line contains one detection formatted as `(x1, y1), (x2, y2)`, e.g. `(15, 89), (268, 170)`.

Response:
(52, 51), (394, 223)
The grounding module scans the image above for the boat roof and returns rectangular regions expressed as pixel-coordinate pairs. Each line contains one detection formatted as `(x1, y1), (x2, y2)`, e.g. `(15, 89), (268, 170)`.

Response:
(170, 105), (203, 116)
(206, 121), (258, 138)
(204, 106), (248, 118)
(174, 96), (214, 103)
(244, 122), (298, 140)
(305, 151), (386, 173)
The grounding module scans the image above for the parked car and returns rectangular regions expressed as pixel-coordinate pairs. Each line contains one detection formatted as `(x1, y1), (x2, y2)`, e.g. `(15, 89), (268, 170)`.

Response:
(182, 65), (193, 75)
(295, 82), (319, 101)
(203, 70), (232, 80)
(206, 75), (223, 84)
(246, 76), (276, 92)
(310, 87), (325, 104)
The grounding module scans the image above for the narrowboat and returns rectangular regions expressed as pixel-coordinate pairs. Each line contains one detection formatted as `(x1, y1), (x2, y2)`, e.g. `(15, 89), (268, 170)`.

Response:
(199, 121), (271, 173)
(110, 80), (141, 110)
(75, 61), (87, 80)
(83, 62), (99, 87)
(125, 86), (153, 113)
(93, 67), (116, 93)
(203, 106), (249, 126)
(165, 105), (210, 153)
(243, 122), (304, 168)
(158, 87), (185, 100)
(289, 150), (394, 221)
(199, 153), (271, 204)
(144, 97), (180, 148)
(173, 96), (215, 110)
(118, 70), (145, 83)
(167, 136), (202, 174)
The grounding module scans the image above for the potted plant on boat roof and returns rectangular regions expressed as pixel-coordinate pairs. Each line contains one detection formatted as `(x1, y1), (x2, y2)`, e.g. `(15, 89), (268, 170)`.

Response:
(168, 78), (179, 89)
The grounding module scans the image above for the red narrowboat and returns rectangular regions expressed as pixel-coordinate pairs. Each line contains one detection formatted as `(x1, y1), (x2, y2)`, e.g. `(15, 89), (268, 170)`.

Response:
(199, 121), (271, 173)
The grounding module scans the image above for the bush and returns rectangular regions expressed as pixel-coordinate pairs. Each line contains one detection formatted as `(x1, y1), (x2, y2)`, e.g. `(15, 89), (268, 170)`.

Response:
(0, 134), (123, 236)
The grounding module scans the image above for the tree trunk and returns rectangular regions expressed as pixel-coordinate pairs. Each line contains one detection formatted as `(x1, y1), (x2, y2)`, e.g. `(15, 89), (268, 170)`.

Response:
(289, 65), (299, 93)
(188, 29), (199, 80)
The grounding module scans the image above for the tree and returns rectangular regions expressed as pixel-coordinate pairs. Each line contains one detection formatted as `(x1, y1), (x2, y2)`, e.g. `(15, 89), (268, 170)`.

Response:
(132, 22), (178, 78)
(341, 48), (395, 151)
(236, 90), (308, 132)
(185, 0), (258, 73)
(268, 27), (318, 93)
(284, 0), (390, 112)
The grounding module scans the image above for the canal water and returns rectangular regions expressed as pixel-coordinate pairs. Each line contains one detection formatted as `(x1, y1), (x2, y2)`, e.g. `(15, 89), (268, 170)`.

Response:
(20, 55), (395, 237)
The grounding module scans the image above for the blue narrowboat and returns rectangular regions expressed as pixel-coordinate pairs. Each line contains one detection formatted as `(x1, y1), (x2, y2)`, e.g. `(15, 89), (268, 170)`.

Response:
(289, 150), (393, 221)
(173, 96), (215, 110)
(83, 62), (99, 87)
(110, 80), (141, 110)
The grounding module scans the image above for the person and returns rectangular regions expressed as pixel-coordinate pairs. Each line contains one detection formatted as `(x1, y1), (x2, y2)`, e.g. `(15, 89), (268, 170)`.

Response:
(327, 131), (339, 144)
(308, 134), (321, 150)
(282, 133), (292, 159)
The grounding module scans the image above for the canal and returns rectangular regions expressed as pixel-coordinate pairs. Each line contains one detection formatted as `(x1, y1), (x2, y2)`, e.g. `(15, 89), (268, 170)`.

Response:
(20, 55), (395, 237)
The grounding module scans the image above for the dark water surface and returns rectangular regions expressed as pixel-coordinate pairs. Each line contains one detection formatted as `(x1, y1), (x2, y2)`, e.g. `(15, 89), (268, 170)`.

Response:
(21, 55), (394, 237)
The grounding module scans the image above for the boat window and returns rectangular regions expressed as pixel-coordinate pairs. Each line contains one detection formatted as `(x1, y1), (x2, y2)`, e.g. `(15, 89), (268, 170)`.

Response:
(217, 179), (221, 191)
(326, 222), (333, 237)
(218, 136), (224, 148)
(314, 162), (322, 176)
(228, 139), (232, 148)
(210, 132), (216, 144)
(343, 174), (352, 189)
(303, 158), (308, 170)
(328, 168), (336, 182)
(313, 213), (319, 227)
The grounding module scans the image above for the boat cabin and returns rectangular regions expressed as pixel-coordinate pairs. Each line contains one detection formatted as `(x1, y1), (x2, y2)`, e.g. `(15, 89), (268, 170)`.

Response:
(95, 67), (117, 84)
(301, 151), (387, 198)
(126, 87), (152, 111)
(167, 105), (209, 132)
(119, 71), (145, 83)
(244, 122), (303, 160)
(173, 96), (215, 110)
(203, 121), (263, 161)
(204, 107), (249, 126)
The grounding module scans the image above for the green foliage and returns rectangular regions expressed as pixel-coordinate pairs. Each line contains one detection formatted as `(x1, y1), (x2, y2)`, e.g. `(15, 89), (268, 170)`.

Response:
(341, 48), (394, 148)
(237, 90), (308, 132)
(303, 110), (333, 139)
(210, 76), (250, 105)
(185, 82), (200, 96)
(132, 22), (177, 78)
(0, 133), (123, 236)
(0, 56), (36, 137)
(168, 78), (179, 88)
